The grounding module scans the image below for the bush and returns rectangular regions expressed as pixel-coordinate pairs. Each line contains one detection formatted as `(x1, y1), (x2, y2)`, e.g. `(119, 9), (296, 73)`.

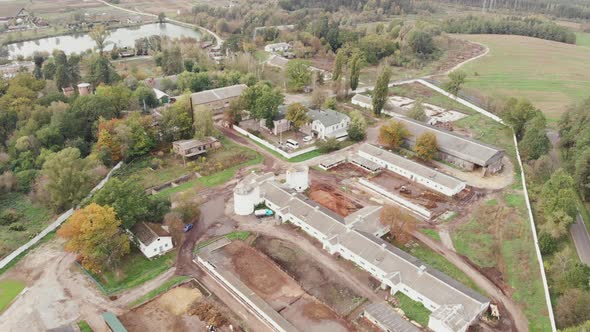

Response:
(246, 129), (262, 137)
(317, 137), (341, 153)
(15, 170), (37, 193)
(0, 209), (22, 226)
(539, 233), (557, 255)
(9, 224), (25, 231)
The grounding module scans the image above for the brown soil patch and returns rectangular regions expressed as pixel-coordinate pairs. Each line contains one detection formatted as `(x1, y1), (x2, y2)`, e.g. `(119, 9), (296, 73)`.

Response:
(226, 242), (291, 297)
(303, 301), (337, 321)
(308, 182), (362, 217)
(158, 286), (202, 315)
(433, 38), (486, 74)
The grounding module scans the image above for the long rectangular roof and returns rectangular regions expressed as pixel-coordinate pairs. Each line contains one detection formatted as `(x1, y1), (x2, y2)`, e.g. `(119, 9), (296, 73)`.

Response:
(392, 116), (503, 166)
(360, 143), (465, 192)
(190, 84), (247, 106)
(260, 179), (489, 331)
(307, 109), (350, 127)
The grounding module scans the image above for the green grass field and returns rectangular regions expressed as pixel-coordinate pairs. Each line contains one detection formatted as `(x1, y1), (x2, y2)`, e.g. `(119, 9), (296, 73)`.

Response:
(0, 192), (53, 260)
(0, 279), (25, 312)
(393, 292), (430, 327)
(453, 34), (590, 121)
(77, 320), (93, 332)
(86, 249), (176, 295)
(419, 228), (441, 242)
(575, 32), (590, 48)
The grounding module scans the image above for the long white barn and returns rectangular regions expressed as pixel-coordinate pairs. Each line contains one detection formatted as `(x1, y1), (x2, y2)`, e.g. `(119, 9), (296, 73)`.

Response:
(234, 174), (489, 332)
(359, 143), (466, 197)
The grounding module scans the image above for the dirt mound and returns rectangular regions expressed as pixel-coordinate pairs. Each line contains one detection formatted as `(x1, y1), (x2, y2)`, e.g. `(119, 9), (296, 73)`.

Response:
(157, 286), (202, 315)
(308, 183), (362, 217)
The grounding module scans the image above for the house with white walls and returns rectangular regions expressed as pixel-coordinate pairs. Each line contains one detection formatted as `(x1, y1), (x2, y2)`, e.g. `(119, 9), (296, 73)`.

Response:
(302, 109), (350, 140)
(131, 222), (174, 259)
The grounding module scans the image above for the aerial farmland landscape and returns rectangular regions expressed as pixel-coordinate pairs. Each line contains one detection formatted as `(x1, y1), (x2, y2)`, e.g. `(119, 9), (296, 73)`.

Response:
(0, 0), (589, 331)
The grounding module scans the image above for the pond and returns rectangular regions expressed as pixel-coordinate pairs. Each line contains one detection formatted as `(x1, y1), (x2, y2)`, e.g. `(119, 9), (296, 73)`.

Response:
(7, 23), (202, 59)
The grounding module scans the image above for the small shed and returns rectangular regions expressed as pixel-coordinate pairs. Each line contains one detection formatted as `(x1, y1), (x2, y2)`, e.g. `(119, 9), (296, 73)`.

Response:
(153, 88), (170, 104)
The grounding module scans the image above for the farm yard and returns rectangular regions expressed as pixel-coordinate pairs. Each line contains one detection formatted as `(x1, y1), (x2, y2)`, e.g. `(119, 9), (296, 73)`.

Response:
(451, 34), (590, 121)
(206, 240), (353, 331)
(120, 280), (235, 332)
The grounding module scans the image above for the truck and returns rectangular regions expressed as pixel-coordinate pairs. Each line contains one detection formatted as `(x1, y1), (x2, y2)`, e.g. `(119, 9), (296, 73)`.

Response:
(254, 209), (274, 218)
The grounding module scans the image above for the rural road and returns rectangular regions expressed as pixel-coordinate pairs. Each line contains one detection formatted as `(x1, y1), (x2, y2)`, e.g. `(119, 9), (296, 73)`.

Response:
(96, 0), (223, 47)
(570, 213), (590, 266)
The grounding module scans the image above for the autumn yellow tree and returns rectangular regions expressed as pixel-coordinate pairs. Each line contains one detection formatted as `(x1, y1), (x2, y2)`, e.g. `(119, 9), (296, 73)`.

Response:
(380, 205), (417, 244)
(96, 118), (122, 164)
(378, 120), (410, 150)
(415, 132), (438, 160)
(58, 203), (130, 273)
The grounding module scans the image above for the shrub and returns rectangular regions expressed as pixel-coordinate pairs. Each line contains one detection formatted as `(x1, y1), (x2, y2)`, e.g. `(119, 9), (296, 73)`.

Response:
(317, 137), (341, 153)
(539, 233), (557, 255)
(0, 209), (22, 226)
(9, 224), (26, 231)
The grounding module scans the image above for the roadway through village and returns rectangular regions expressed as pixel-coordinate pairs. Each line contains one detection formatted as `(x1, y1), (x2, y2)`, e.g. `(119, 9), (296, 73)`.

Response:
(570, 213), (590, 266)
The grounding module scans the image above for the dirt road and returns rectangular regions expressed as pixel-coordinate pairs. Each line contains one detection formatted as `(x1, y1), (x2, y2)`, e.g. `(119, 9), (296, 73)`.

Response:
(413, 231), (528, 332)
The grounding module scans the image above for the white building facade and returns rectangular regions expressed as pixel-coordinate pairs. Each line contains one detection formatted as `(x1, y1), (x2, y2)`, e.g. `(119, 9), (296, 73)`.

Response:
(359, 144), (466, 197)
(304, 109), (351, 140)
(131, 222), (174, 259)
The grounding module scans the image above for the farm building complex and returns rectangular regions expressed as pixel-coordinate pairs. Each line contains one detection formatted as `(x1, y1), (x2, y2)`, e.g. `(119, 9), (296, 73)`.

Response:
(189, 84), (247, 114)
(393, 116), (504, 175)
(359, 143), (466, 196)
(232, 172), (490, 332)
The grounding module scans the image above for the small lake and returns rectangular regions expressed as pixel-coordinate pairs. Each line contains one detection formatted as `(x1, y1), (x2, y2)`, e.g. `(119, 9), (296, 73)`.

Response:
(7, 23), (202, 59)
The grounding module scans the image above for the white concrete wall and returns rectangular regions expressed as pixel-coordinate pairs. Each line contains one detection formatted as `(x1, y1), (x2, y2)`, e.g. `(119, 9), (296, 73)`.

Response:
(234, 186), (262, 216)
(234, 125), (318, 159)
(141, 237), (173, 259)
(358, 178), (432, 219)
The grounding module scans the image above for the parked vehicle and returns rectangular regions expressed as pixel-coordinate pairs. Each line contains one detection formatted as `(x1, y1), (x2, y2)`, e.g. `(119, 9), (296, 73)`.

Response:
(286, 139), (299, 149)
(183, 223), (194, 232)
(303, 136), (312, 143)
(254, 209), (274, 218)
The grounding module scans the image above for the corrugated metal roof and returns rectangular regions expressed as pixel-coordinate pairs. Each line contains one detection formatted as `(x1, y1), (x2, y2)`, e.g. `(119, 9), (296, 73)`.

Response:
(102, 312), (127, 332)
(364, 302), (421, 332)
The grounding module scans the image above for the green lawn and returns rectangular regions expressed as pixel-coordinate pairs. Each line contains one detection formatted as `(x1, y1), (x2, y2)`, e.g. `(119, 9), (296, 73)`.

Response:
(396, 239), (482, 293)
(453, 34), (590, 121)
(0, 279), (25, 312)
(451, 195), (552, 331)
(393, 292), (431, 327)
(129, 275), (190, 307)
(77, 320), (93, 332)
(87, 249), (176, 295)
(575, 32), (590, 48)
(419, 228), (441, 242)
(0, 192), (53, 260)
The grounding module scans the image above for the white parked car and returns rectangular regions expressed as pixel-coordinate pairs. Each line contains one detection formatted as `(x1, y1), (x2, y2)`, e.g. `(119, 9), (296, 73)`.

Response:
(303, 136), (312, 143)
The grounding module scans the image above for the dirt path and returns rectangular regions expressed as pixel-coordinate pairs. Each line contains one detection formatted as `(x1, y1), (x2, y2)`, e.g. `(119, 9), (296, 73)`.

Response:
(0, 239), (120, 332)
(113, 268), (176, 306)
(412, 231), (528, 332)
(235, 217), (384, 303)
(430, 41), (490, 77)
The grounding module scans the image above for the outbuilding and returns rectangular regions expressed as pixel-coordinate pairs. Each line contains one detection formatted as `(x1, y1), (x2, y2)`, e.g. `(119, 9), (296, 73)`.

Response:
(131, 222), (173, 259)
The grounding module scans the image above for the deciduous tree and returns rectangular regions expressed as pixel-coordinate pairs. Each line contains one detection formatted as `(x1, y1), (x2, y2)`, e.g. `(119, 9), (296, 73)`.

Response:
(348, 53), (361, 91)
(285, 103), (309, 130)
(407, 100), (427, 121)
(285, 60), (311, 91)
(415, 132), (438, 160)
(556, 289), (590, 329)
(332, 49), (345, 81)
(380, 205), (416, 244)
(39, 147), (98, 211)
(379, 120), (409, 150)
(58, 203), (130, 273)
(443, 70), (466, 96)
(372, 66), (391, 115)
(347, 110), (367, 141)
(89, 25), (111, 55)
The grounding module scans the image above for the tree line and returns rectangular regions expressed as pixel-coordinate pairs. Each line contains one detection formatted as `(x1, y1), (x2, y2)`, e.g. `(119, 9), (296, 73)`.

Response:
(443, 15), (576, 44)
(440, 0), (590, 20)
